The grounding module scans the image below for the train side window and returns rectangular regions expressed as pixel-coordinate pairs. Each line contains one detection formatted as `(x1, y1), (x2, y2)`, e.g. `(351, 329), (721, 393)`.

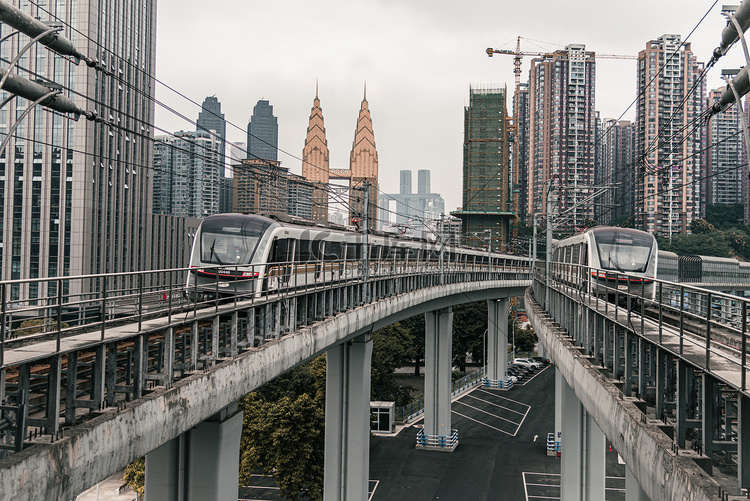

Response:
(270, 238), (292, 263)
(325, 242), (343, 261)
(345, 243), (361, 260)
(299, 240), (312, 262)
(370, 245), (382, 260)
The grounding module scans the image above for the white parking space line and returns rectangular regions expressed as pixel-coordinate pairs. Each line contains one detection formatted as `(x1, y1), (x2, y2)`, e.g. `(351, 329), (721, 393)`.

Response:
(522, 472), (626, 499)
(368, 480), (380, 501)
(452, 409), (516, 435)
(475, 388), (535, 408)
(454, 400), (523, 426)
(466, 393), (529, 416)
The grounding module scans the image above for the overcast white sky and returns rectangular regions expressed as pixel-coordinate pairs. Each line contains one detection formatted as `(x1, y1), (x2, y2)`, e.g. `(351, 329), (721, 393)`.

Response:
(154, 0), (745, 214)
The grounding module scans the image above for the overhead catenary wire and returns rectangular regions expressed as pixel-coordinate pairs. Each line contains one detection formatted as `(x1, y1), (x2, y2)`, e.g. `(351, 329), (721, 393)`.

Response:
(4, 1), (442, 230)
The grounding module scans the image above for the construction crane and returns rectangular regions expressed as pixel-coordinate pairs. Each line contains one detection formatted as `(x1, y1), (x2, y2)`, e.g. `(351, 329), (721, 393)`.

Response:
(485, 36), (640, 235)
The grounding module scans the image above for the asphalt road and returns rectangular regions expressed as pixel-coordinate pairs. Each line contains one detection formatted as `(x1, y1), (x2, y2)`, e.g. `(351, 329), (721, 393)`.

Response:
(370, 366), (627, 501)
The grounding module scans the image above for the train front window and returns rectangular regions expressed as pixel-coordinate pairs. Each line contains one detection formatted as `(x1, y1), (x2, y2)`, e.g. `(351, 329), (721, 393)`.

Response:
(595, 231), (653, 273)
(199, 218), (271, 265)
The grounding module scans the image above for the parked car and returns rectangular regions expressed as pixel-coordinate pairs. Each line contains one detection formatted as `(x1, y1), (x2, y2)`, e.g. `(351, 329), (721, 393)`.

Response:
(506, 367), (526, 379)
(512, 358), (542, 370)
(505, 373), (518, 384)
(508, 364), (532, 376)
(531, 356), (550, 366)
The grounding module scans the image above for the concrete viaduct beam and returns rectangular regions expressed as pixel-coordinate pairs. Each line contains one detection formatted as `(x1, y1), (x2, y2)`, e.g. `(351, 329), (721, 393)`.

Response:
(0, 280), (527, 500)
(527, 288), (720, 501)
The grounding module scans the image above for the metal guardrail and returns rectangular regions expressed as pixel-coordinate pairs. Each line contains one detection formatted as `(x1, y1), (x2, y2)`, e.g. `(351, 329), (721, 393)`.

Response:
(0, 258), (531, 458)
(416, 428), (459, 449)
(533, 262), (749, 392)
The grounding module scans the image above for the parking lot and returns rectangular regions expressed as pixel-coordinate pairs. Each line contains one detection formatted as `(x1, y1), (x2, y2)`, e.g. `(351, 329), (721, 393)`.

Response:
(370, 364), (628, 501)
(240, 364), (627, 501)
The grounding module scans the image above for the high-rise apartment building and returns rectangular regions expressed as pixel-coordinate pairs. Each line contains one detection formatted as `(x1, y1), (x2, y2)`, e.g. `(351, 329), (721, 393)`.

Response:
(0, 0), (156, 302)
(528, 44), (596, 231)
(247, 100), (278, 161)
(514, 82), (530, 222)
(596, 119), (634, 224)
(233, 159), (288, 214)
(706, 87), (746, 207)
(635, 34), (705, 236)
(152, 131), (222, 219)
(451, 86), (513, 251)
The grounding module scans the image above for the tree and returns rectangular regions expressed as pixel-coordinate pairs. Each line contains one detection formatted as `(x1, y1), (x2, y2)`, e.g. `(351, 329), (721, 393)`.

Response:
(513, 325), (537, 354)
(400, 314), (425, 376)
(371, 323), (414, 406)
(239, 392), (324, 501)
(451, 302), (487, 372)
(690, 219), (715, 235)
(122, 457), (145, 497)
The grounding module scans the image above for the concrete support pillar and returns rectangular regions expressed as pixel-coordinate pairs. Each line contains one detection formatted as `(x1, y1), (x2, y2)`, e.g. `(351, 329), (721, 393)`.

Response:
(486, 299), (509, 384)
(324, 334), (373, 501)
(560, 376), (582, 500)
(584, 412), (606, 500)
(421, 307), (456, 448)
(145, 404), (243, 501)
(676, 359), (690, 448)
(702, 374), (718, 459)
(555, 367), (562, 448)
(625, 463), (649, 501)
(655, 348), (666, 421)
(739, 394), (750, 491)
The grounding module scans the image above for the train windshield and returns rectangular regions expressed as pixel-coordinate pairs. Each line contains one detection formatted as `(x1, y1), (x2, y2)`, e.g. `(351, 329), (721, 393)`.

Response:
(199, 217), (272, 265)
(594, 231), (653, 273)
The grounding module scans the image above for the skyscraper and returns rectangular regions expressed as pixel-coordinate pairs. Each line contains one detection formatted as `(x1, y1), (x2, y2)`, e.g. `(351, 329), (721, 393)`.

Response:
(247, 100), (278, 161)
(301, 87), (331, 222)
(451, 86), (513, 251)
(348, 88), (379, 226)
(528, 44), (596, 231)
(0, 0), (156, 301)
(635, 34), (705, 236)
(378, 170), (445, 238)
(197, 96), (226, 155)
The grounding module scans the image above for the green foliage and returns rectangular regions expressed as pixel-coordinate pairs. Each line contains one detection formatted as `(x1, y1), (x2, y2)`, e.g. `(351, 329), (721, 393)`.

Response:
(123, 457), (145, 496)
(239, 392), (325, 501)
(657, 233), (735, 259)
(609, 215), (636, 229)
(706, 203), (744, 230)
(19, 318), (69, 336)
(690, 219), (715, 234)
(400, 315), (425, 375)
(451, 302), (488, 371)
(513, 325), (537, 353)
(371, 323), (414, 406)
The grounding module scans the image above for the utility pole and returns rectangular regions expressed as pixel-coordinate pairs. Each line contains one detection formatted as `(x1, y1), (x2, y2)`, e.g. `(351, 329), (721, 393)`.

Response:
(545, 181), (554, 309)
(362, 179), (370, 302)
(439, 214), (445, 285)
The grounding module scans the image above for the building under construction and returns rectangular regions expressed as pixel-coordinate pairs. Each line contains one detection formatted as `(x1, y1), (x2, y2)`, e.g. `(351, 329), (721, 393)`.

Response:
(452, 86), (515, 251)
